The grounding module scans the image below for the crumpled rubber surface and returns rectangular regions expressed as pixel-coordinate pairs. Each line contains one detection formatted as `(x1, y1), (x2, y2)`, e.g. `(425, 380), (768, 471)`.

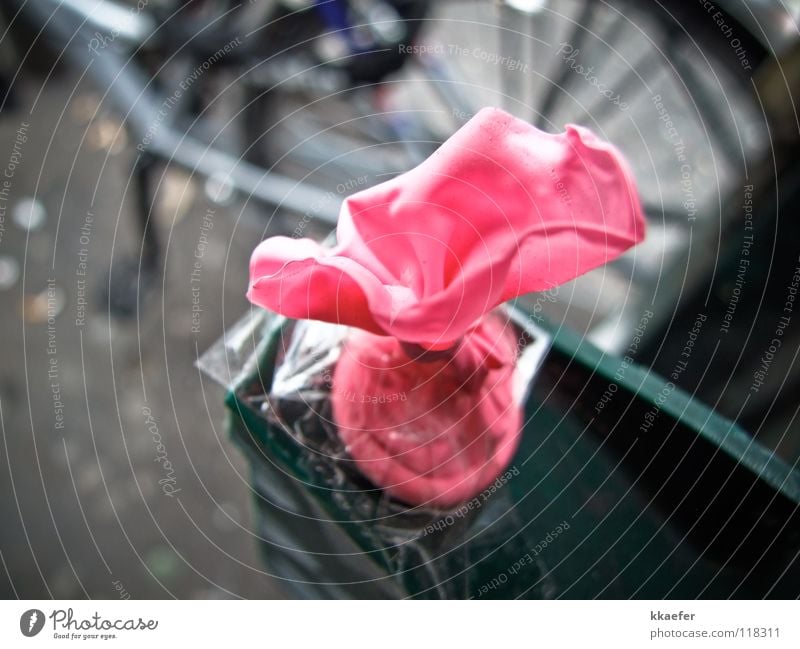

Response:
(248, 106), (645, 351)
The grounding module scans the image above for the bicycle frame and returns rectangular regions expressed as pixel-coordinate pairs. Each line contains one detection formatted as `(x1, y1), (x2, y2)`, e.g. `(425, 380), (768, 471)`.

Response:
(19, 0), (341, 224)
(17, 0), (793, 228)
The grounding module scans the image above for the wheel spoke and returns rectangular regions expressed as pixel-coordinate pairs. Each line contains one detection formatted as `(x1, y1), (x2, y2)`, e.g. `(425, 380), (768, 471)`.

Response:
(667, 37), (745, 168)
(566, 44), (663, 126)
(534, 1), (596, 129)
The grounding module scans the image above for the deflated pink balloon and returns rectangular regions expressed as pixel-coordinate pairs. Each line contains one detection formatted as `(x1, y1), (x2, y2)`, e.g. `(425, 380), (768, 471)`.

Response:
(248, 106), (645, 351)
(248, 107), (645, 508)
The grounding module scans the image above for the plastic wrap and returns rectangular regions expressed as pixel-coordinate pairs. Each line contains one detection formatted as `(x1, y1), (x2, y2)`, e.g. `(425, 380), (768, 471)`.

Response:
(198, 305), (552, 598)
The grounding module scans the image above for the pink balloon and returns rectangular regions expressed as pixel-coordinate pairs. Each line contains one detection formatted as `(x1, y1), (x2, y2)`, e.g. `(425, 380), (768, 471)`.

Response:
(248, 107), (645, 507)
(248, 107), (645, 350)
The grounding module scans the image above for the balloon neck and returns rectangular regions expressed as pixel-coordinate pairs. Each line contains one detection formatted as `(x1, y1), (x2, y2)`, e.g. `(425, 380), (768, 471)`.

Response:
(399, 339), (463, 363)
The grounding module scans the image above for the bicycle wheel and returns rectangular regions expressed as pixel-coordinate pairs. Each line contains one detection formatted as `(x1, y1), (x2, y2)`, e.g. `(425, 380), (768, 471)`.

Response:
(372, 0), (772, 355)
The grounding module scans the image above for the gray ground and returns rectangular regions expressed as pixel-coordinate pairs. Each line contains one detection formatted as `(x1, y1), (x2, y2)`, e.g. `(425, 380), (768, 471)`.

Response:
(0, 73), (287, 598)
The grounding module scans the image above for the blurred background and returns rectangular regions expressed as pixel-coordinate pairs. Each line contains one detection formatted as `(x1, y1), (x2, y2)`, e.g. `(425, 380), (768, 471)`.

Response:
(0, 0), (799, 598)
